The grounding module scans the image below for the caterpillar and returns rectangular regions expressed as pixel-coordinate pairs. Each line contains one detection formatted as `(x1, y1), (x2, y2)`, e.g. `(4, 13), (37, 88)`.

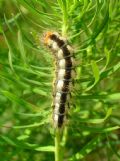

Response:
(43, 31), (76, 128)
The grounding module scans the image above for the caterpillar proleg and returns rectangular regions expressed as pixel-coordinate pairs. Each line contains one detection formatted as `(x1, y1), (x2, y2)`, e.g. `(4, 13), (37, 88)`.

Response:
(43, 32), (76, 128)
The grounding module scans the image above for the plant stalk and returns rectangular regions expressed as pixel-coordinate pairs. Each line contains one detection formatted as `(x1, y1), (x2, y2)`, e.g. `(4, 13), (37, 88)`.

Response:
(55, 128), (61, 161)
(54, 127), (68, 161)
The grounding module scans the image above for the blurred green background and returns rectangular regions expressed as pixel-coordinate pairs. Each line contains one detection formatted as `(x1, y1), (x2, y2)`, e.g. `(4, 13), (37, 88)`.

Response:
(0, 0), (120, 161)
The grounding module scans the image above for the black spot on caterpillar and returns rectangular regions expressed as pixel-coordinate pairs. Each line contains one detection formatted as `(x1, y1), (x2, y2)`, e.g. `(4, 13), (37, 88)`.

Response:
(44, 32), (76, 128)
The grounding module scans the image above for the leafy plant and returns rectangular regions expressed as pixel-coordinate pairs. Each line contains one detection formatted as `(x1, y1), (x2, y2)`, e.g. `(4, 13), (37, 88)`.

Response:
(0, 0), (120, 161)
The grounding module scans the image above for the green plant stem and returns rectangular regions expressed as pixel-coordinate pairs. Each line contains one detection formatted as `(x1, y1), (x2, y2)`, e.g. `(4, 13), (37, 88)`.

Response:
(62, 13), (68, 36)
(55, 128), (61, 161)
(54, 127), (68, 161)
(62, 2), (68, 36)
(61, 127), (68, 159)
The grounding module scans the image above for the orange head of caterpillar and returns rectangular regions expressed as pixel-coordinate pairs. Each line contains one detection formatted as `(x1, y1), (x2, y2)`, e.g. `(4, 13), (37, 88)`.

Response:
(43, 31), (53, 48)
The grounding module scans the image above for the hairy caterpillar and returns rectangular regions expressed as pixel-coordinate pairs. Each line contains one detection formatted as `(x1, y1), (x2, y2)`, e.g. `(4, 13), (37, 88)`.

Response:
(43, 32), (76, 128)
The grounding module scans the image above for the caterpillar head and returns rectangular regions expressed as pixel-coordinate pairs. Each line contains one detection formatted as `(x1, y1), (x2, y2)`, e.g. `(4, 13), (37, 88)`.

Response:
(43, 31), (60, 48)
(43, 31), (54, 48)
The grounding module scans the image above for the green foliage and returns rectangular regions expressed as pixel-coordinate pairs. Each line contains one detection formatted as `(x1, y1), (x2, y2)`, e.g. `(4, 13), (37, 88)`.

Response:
(0, 0), (120, 160)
